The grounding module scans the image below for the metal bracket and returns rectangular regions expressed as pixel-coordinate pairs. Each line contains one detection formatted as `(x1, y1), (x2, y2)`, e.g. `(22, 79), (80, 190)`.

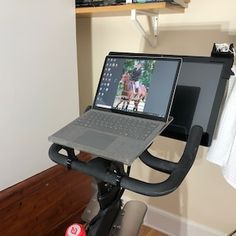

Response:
(131, 9), (159, 48)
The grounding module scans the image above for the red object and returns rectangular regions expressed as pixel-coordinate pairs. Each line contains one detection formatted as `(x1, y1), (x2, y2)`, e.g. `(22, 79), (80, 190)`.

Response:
(65, 223), (86, 236)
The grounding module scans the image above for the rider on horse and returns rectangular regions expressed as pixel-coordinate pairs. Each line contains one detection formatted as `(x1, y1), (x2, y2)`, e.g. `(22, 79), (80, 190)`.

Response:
(130, 62), (143, 97)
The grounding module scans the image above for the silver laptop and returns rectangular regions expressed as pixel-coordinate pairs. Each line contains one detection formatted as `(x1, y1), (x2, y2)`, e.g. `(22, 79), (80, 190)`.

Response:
(49, 54), (182, 165)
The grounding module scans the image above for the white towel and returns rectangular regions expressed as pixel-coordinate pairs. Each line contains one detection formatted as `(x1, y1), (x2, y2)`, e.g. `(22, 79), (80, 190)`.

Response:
(207, 65), (236, 188)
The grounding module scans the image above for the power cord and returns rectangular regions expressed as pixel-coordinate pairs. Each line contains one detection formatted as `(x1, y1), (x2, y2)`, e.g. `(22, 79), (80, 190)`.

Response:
(228, 229), (236, 236)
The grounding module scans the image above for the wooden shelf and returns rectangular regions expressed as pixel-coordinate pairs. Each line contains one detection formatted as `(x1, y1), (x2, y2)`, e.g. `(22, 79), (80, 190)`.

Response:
(76, 2), (186, 17)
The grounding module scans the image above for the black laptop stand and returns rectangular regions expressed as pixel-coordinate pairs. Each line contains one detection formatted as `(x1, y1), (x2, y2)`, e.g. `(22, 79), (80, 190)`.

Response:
(48, 52), (233, 236)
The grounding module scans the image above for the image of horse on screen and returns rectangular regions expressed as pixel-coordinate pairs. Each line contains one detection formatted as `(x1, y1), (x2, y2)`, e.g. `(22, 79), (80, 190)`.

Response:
(113, 59), (156, 112)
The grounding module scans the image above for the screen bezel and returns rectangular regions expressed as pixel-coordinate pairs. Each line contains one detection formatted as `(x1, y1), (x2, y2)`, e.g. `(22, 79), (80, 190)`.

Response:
(93, 54), (182, 122)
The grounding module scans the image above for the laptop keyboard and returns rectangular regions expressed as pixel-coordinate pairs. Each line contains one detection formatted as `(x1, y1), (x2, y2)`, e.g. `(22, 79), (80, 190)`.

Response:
(75, 110), (160, 141)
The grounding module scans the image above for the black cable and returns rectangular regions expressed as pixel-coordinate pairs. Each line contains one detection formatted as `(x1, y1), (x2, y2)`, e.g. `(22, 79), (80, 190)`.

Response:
(228, 229), (236, 236)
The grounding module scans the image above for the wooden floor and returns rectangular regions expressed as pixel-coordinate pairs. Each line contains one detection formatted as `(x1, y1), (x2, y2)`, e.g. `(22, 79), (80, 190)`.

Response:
(140, 225), (168, 236)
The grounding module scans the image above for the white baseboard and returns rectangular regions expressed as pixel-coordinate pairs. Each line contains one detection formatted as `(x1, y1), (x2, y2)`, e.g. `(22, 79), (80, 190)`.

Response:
(122, 197), (226, 236)
(144, 205), (226, 236)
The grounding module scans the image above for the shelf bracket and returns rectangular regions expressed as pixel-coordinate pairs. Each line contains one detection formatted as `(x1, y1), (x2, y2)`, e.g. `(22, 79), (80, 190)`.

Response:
(131, 9), (159, 48)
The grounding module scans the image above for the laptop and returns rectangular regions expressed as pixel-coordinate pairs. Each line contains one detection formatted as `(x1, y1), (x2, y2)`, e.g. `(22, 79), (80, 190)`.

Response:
(49, 54), (182, 165)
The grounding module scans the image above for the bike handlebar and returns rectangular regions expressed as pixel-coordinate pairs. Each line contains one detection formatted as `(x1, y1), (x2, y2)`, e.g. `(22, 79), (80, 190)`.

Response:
(48, 125), (203, 197)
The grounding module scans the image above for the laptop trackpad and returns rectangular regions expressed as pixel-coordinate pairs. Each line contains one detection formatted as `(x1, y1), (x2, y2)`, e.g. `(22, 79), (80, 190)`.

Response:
(76, 131), (116, 150)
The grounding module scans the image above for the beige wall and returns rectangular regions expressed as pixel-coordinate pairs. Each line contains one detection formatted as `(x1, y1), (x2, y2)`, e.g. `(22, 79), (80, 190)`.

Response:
(76, 0), (236, 233)
(0, 1), (79, 190)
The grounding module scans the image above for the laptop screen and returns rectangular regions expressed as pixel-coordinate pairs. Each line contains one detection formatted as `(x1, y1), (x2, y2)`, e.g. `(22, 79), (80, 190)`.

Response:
(94, 55), (182, 121)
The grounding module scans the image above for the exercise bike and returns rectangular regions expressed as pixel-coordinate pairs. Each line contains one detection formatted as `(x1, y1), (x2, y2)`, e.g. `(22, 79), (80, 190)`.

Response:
(48, 51), (233, 236)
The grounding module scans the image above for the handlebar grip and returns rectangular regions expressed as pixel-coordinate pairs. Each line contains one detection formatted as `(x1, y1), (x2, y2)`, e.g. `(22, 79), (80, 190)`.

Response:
(120, 125), (203, 196)
(49, 144), (119, 185)
(139, 150), (177, 174)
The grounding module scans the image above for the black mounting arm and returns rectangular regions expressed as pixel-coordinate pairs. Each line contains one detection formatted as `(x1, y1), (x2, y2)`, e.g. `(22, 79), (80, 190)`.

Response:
(48, 125), (203, 197)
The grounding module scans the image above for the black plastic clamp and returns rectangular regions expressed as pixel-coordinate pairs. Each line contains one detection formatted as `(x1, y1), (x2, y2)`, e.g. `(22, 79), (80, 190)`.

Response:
(63, 146), (77, 169)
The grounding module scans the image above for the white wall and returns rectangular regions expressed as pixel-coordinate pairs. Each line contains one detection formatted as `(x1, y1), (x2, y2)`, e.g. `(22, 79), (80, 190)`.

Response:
(77, 0), (236, 234)
(0, 1), (79, 190)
